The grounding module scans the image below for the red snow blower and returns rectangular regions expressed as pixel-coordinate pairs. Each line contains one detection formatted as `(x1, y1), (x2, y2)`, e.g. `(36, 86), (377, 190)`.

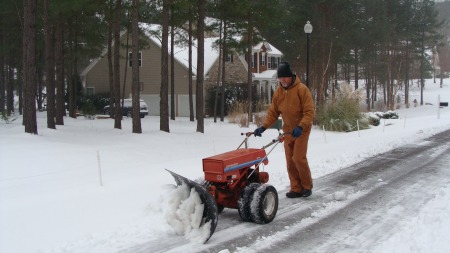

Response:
(167, 131), (286, 243)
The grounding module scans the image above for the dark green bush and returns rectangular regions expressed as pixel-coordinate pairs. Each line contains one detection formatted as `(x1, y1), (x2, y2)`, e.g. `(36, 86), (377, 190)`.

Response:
(368, 115), (380, 126)
(374, 111), (399, 119)
(77, 93), (110, 113)
(81, 100), (97, 119)
(383, 111), (399, 119)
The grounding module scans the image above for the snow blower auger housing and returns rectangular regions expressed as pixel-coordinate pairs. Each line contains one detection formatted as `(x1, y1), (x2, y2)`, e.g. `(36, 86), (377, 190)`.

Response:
(167, 131), (285, 243)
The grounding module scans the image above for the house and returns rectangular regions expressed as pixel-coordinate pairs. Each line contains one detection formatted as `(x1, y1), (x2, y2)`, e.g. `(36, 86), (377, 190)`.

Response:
(80, 23), (283, 117)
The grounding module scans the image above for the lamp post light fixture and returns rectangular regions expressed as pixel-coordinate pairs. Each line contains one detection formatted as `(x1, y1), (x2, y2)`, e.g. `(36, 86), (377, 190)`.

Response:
(304, 21), (313, 87)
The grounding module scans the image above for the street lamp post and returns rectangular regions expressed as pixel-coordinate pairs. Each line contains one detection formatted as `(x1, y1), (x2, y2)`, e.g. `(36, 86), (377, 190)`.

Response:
(304, 21), (313, 87)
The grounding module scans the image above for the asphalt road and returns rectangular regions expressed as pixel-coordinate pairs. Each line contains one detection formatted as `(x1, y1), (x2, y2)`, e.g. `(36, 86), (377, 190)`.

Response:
(122, 129), (450, 253)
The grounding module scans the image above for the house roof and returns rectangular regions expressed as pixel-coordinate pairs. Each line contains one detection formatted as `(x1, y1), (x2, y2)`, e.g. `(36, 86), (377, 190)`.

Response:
(80, 30), (127, 77)
(253, 69), (278, 81)
(140, 23), (220, 76)
(253, 41), (283, 56)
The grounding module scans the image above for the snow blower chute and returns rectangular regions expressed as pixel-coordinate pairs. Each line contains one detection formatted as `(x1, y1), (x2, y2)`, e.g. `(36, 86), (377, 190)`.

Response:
(167, 131), (286, 243)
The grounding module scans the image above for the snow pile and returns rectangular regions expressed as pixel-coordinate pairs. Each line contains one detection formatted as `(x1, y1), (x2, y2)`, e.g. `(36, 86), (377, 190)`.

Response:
(333, 191), (347, 201)
(162, 183), (211, 243)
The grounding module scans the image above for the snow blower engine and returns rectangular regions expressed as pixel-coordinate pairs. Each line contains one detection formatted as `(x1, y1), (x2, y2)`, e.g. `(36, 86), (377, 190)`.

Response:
(167, 131), (286, 243)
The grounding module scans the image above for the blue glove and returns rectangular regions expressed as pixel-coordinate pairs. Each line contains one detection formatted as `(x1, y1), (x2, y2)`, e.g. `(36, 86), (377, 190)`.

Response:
(292, 126), (303, 138)
(254, 126), (266, 137)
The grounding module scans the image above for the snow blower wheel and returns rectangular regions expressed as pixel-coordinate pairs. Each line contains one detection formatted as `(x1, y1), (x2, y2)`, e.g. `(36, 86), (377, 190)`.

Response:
(238, 183), (261, 222)
(250, 184), (278, 224)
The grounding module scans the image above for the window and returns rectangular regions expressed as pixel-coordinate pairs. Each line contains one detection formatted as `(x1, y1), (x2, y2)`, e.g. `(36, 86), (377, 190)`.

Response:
(261, 53), (266, 66)
(269, 57), (278, 69)
(268, 57), (272, 69)
(226, 53), (233, 62)
(252, 53), (256, 68)
(86, 87), (95, 96)
(128, 51), (142, 67)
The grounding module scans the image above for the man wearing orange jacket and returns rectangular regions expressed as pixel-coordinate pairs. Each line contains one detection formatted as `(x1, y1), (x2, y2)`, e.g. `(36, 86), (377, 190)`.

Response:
(254, 62), (315, 198)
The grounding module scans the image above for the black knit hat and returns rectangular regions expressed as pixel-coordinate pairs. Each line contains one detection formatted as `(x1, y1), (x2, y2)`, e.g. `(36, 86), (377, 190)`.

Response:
(277, 62), (293, 77)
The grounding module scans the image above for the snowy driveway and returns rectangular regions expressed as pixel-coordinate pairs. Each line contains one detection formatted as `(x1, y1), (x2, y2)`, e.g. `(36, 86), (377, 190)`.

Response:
(121, 129), (450, 253)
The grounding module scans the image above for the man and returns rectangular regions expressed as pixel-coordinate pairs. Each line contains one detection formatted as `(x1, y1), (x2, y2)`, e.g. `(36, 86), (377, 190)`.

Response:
(253, 62), (315, 198)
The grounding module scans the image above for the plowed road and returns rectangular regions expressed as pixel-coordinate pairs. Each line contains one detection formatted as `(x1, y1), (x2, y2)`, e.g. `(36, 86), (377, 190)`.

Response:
(122, 129), (450, 253)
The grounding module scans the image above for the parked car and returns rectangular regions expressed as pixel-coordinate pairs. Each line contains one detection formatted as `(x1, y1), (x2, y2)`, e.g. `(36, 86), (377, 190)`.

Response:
(103, 99), (149, 118)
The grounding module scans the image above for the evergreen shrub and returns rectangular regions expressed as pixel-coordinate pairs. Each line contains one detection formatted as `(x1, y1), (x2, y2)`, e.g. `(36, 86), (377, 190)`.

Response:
(81, 100), (97, 119)
(77, 93), (110, 114)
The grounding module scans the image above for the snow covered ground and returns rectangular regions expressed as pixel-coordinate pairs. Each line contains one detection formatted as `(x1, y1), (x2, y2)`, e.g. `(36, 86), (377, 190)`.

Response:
(1, 79), (450, 253)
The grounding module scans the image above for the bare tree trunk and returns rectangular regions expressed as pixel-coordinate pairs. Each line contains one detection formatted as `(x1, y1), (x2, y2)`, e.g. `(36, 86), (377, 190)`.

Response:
(432, 47), (436, 84)
(366, 68), (371, 111)
(67, 18), (76, 118)
(131, 0), (141, 133)
(18, 66), (23, 115)
(122, 28), (129, 106)
(354, 47), (359, 90)
(188, 13), (194, 122)
(73, 18), (79, 117)
(6, 52), (15, 116)
(44, 0), (55, 129)
(55, 9), (64, 125)
(7, 62), (15, 115)
(333, 62), (337, 103)
(405, 40), (410, 106)
(246, 21), (253, 126)
(196, 0), (205, 133)
(160, 0), (170, 132)
(23, 0), (37, 134)
(0, 52), (4, 115)
(113, 0), (122, 129)
(220, 20), (227, 122)
(420, 29), (425, 106)
(107, 17), (114, 117)
(0, 19), (4, 115)
(170, 23), (175, 120)
(213, 19), (222, 123)
(37, 69), (43, 111)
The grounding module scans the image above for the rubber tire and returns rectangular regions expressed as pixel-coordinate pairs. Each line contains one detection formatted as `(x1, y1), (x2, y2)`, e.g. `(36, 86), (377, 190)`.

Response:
(250, 184), (278, 224)
(238, 183), (260, 222)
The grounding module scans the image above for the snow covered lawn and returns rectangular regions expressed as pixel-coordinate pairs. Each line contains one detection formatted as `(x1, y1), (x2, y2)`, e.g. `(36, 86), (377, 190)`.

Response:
(1, 79), (450, 253)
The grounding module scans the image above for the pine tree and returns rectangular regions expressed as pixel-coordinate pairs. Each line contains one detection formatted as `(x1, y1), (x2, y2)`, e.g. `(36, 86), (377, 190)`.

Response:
(196, 0), (206, 133)
(23, 0), (38, 134)
(160, 0), (170, 132)
(113, 0), (122, 129)
(44, 0), (56, 129)
(131, 0), (142, 133)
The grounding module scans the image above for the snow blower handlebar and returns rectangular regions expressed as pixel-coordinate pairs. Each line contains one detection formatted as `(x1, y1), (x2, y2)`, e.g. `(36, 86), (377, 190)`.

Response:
(239, 131), (291, 150)
(262, 132), (290, 149)
(246, 131), (289, 179)
(236, 131), (290, 180)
